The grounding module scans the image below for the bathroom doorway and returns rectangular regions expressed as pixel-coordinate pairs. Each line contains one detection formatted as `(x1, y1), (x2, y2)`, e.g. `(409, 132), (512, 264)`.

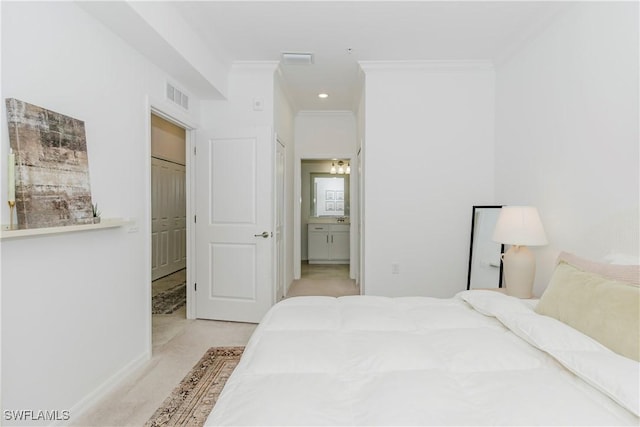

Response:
(289, 158), (359, 297)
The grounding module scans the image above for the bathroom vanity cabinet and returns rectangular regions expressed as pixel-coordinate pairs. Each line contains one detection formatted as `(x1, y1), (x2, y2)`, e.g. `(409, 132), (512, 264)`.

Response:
(307, 223), (350, 264)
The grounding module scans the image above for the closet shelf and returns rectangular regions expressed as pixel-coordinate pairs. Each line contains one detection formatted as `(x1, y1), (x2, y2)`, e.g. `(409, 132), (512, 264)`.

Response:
(0, 218), (132, 240)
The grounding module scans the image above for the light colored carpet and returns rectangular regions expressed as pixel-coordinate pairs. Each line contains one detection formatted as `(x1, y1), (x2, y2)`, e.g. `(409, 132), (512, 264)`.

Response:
(152, 305), (191, 348)
(72, 320), (256, 426)
(151, 270), (191, 348)
(73, 265), (353, 425)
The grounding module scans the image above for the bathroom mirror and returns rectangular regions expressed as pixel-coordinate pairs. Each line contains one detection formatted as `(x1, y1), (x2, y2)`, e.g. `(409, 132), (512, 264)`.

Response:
(310, 173), (349, 217)
(467, 205), (504, 290)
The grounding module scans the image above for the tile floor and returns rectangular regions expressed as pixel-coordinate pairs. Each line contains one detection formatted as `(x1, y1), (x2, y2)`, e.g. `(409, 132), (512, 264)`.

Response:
(301, 261), (350, 279)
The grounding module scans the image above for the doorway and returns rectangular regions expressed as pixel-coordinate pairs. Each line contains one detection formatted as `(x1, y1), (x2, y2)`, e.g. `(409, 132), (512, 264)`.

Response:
(289, 159), (358, 297)
(150, 113), (189, 348)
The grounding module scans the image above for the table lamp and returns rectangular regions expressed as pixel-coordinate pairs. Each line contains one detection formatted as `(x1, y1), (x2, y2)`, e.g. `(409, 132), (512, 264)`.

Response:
(492, 206), (548, 298)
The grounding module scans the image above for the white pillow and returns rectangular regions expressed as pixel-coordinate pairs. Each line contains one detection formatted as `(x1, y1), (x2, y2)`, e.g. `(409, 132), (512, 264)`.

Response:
(603, 253), (640, 266)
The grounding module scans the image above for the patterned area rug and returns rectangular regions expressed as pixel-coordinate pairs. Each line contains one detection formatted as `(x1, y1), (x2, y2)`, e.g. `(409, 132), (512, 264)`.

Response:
(152, 283), (186, 314)
(145, 346), (244, 427)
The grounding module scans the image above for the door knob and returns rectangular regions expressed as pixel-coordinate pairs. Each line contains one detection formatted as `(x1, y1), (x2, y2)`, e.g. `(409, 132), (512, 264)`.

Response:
(254, 231), (270, 238)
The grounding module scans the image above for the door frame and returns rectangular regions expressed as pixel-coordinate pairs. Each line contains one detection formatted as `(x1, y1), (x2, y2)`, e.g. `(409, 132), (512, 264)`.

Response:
(144, 96), (199, 353)
(293, 153), (359, 283)
(274, 135), (286, 301)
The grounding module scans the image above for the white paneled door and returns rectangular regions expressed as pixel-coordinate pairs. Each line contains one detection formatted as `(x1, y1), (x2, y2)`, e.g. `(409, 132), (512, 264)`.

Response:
(151, 157), (186, 280)
(195, 126), (274, 322)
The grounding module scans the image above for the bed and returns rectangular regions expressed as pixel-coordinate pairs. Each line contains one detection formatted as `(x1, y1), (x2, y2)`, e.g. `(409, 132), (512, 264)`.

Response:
(206, 253), (639, 426)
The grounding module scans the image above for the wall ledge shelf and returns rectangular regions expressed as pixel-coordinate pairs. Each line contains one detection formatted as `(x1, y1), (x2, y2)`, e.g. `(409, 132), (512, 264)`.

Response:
(0, 218), (132, 240)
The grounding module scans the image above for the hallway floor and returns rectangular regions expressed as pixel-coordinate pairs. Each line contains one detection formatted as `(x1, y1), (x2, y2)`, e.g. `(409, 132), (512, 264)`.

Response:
(301, 262), (350, 279)
(287, 262), (359, 297)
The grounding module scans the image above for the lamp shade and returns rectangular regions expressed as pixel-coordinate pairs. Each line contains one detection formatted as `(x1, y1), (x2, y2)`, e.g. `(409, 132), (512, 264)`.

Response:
(492, 206), (548, 246)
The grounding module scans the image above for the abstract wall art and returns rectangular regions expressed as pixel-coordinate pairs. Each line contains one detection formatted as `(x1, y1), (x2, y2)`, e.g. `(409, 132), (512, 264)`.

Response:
(5, 98), (94, 228)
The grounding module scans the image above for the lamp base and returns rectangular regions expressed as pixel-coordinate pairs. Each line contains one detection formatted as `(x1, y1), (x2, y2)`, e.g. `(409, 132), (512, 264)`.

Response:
(502, 245), (535, 298)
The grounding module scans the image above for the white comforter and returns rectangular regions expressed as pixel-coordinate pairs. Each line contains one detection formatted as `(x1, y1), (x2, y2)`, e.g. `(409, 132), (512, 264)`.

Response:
(206, 291), (639, 426)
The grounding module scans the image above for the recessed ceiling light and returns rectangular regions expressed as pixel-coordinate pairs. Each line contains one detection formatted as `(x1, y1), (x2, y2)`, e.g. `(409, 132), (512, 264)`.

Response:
(318, 93), (329, 99)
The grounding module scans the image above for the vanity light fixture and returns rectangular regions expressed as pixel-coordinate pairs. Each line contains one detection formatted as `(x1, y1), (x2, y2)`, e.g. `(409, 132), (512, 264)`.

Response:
(330, 160), (350, 175)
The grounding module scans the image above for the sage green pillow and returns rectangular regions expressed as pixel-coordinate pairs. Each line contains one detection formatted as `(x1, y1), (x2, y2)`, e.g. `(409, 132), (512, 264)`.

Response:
(535, 254), (640, 361)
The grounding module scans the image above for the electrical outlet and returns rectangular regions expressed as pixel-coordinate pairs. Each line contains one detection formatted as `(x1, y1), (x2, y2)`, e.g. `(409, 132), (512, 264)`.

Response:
(391, 263), (400, 274)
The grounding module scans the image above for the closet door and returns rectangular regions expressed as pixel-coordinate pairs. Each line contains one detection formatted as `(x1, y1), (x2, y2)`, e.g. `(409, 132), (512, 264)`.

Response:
(152, 157), (186, 280)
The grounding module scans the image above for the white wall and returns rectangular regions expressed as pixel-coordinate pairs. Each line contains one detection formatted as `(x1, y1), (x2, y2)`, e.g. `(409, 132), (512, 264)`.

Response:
(126, 1), (229, 99)
(295, 112), (357, 158)
(151, 114), (186, 164)
(361, 62), (495, 297)
(274, 71), (296, 298)
(1, 2), (202, 423)
(202, 62), (277, 130)
(495, 2), (639, 296)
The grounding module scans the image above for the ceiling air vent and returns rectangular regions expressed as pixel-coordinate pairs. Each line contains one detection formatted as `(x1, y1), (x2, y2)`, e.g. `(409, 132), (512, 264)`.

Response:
(281, 52), (314, 65)
(166, 82), (189, 110)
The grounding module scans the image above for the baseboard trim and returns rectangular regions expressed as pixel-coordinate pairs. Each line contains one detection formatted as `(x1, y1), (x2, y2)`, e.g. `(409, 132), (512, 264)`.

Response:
(53, 350), (151, 426)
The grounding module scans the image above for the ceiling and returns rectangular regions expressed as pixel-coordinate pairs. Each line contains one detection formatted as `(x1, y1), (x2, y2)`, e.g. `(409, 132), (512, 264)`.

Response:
(171, 2), (569, 112)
